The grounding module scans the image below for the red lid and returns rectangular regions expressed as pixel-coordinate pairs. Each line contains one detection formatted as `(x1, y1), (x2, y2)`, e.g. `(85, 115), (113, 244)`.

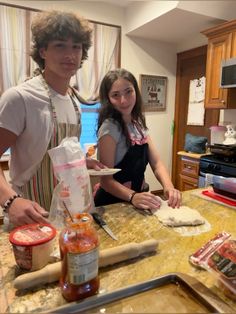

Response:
(9, 223), (56, 246)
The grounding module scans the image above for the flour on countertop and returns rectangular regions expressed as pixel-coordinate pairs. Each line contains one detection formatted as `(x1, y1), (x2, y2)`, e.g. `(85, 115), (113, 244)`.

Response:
(154, 201), (211, 236)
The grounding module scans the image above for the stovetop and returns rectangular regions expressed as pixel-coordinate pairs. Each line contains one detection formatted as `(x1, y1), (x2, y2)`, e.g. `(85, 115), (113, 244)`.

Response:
(200, 154), (236, 177)
(201, 154), (236, 164)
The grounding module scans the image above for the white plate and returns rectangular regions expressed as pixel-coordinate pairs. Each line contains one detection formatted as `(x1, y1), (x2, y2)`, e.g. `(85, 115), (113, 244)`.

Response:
(88, 168), (121, 176)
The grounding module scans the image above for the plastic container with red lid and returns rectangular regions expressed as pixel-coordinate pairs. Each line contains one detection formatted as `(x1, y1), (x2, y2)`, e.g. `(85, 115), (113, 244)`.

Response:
(9, 223), (57, 271)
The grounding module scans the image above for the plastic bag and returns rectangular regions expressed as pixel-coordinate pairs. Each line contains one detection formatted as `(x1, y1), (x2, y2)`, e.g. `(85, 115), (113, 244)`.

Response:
(189, 231), (236, 300)
(48, 137), (94, 228)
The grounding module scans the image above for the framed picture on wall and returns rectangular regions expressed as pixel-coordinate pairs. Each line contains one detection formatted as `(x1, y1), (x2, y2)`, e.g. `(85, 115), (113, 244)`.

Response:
(139, 74), (167, 112)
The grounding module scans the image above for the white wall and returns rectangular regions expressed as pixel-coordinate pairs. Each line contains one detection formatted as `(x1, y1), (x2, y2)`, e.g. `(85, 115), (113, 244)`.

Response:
(1, 0), (177, 191)
(121, 34), (177, 190)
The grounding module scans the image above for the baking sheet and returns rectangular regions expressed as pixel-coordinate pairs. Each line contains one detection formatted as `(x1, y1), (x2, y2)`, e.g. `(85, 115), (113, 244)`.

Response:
(50, 273), (233, 313)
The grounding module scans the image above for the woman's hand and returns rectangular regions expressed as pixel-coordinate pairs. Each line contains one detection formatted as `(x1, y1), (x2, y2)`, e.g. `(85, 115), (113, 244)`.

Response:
(8, 198), (49, 226)
(131, 192), (162, 213)
(86, 158), (106, 170)
(164, 188), (182, 208)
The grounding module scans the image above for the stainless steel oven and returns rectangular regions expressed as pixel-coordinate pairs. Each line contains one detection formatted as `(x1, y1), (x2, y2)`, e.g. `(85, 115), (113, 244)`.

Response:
(199, 146), (236, 188)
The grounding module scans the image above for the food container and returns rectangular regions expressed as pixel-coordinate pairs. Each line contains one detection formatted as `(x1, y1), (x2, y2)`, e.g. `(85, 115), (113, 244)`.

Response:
(189, 232), (236, 300)
(9, 223), (56, 271)
(206, 239), (236, 300)
(59, 213), (99, 302)
(209, 126), (226, 145)
(212, 175), (236, 199)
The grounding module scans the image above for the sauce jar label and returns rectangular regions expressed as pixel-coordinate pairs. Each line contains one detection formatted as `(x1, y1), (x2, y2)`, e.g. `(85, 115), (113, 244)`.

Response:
(67, 247), (99, 284)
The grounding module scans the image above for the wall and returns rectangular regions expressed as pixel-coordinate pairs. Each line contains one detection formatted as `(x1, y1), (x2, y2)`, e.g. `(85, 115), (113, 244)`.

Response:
(121, 34), (176, 190)
(1, 0), (177, 191)
(219, 109), (236, 126)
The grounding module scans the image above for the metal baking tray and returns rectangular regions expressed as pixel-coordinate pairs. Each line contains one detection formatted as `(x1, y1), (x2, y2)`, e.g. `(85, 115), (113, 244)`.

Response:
(49, 272), (233, 313)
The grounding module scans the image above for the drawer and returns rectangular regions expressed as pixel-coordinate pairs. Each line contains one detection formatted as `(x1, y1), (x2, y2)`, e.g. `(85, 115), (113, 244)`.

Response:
(179, 174), (198, 191)
(180, 158), (199, 178)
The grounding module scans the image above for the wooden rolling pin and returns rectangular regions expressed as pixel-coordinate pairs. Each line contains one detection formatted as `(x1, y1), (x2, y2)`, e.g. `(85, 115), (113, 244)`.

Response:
(14, 239), (158, 290)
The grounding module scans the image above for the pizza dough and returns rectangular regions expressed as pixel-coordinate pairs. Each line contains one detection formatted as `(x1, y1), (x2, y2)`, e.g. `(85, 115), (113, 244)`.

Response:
(155, 203), (205, 227)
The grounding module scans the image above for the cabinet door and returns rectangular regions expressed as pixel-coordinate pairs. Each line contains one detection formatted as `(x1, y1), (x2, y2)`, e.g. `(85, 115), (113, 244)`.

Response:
(231, 30), (236, 57)
(179, 174), (198, 191)
(205, 33), (232, 109)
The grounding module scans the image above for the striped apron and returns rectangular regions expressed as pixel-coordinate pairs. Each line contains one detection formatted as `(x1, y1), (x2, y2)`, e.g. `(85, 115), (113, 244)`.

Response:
(20, 76), (81, 211)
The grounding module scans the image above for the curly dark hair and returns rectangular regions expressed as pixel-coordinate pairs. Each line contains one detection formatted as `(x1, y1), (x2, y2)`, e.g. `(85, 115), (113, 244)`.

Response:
(30, 10), (92, 69)
(97, 68), (147, 143)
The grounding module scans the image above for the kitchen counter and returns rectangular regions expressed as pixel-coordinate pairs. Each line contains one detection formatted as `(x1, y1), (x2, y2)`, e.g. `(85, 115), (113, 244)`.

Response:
(1, 188), (236, 313)
(177, 150), (208, 159)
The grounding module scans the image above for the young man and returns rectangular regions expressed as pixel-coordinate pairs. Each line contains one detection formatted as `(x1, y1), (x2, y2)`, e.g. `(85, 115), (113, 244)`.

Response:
(0, 10), (104, 226)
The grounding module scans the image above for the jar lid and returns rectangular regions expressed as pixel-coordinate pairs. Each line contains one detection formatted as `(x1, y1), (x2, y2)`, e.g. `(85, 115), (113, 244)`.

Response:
(9, 223), (56, 246)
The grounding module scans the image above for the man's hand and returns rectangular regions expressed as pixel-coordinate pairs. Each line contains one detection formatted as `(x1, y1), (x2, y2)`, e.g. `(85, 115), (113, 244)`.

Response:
(8, 198), (49, 226)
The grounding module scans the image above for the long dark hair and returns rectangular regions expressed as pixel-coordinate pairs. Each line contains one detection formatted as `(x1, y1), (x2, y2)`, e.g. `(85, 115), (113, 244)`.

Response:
(97, 68), (147, 143)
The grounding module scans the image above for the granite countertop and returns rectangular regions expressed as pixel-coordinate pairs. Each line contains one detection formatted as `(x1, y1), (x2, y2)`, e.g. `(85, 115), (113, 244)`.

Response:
(1, 189), (236, 313)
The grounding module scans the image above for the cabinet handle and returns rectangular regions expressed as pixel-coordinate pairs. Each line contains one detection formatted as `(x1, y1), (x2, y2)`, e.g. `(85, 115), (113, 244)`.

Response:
(221, 100), (225, 104)
(186, 165), (192, 169)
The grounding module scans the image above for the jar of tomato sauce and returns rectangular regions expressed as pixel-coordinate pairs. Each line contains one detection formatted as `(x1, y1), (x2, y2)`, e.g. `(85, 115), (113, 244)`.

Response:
(59, 212), (99, 302)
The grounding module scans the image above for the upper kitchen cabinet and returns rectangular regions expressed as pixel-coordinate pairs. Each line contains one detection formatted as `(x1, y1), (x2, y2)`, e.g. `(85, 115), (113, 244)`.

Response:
(202, 20), (236, 109)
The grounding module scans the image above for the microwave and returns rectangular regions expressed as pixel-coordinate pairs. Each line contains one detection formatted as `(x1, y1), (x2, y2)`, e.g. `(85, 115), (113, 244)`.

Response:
(220, 57), (236, 88)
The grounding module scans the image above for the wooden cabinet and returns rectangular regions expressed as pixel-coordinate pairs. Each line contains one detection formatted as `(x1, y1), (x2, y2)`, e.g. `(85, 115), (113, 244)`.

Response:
(178, 152), (201, 191)
(202, 20), (236, 109)
(179, 174), (198, 191)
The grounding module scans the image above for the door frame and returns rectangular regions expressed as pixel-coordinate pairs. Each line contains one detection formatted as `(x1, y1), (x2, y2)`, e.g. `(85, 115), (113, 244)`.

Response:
(171, 45), (219, 187)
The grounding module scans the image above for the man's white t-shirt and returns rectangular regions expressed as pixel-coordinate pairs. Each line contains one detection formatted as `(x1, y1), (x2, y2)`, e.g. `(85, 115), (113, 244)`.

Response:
(0, 75), (81, 192)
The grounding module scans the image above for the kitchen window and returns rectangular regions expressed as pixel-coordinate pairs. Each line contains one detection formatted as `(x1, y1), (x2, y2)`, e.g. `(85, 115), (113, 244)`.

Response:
(80, 103), (100, 150)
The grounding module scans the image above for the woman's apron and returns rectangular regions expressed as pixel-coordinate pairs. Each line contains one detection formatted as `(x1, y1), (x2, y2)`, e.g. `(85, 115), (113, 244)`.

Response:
(94, 138), (149, 207)
(20, 78), (81, 211)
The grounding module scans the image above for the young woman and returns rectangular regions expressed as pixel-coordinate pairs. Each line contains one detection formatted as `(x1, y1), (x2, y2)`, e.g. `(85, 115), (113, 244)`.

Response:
(0, 10), (104, 226)
(94, 68), (181, 211)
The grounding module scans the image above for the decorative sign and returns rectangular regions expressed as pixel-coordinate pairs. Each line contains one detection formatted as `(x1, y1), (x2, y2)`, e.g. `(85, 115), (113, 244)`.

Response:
(140, 74), (167, 112)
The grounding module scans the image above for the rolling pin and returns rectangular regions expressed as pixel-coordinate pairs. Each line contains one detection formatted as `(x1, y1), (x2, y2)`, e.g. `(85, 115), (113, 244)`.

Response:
(14, 239), (158, 290)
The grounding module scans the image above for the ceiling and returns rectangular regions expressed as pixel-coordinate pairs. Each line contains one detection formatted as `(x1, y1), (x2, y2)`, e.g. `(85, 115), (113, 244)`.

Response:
(126, 8), (225, 44)
(10, 0), (236, 45)
(100, 0), (235, 45)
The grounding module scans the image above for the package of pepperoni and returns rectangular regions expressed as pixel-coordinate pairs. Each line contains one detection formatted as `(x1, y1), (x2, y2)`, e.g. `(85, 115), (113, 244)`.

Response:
(206, 238), (236, 300)
(189, 231), (236, 300)
(189, 231), (231, 268)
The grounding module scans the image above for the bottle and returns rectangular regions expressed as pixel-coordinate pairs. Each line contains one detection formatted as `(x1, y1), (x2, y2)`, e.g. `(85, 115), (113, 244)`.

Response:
(59, 212), (99, 302)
